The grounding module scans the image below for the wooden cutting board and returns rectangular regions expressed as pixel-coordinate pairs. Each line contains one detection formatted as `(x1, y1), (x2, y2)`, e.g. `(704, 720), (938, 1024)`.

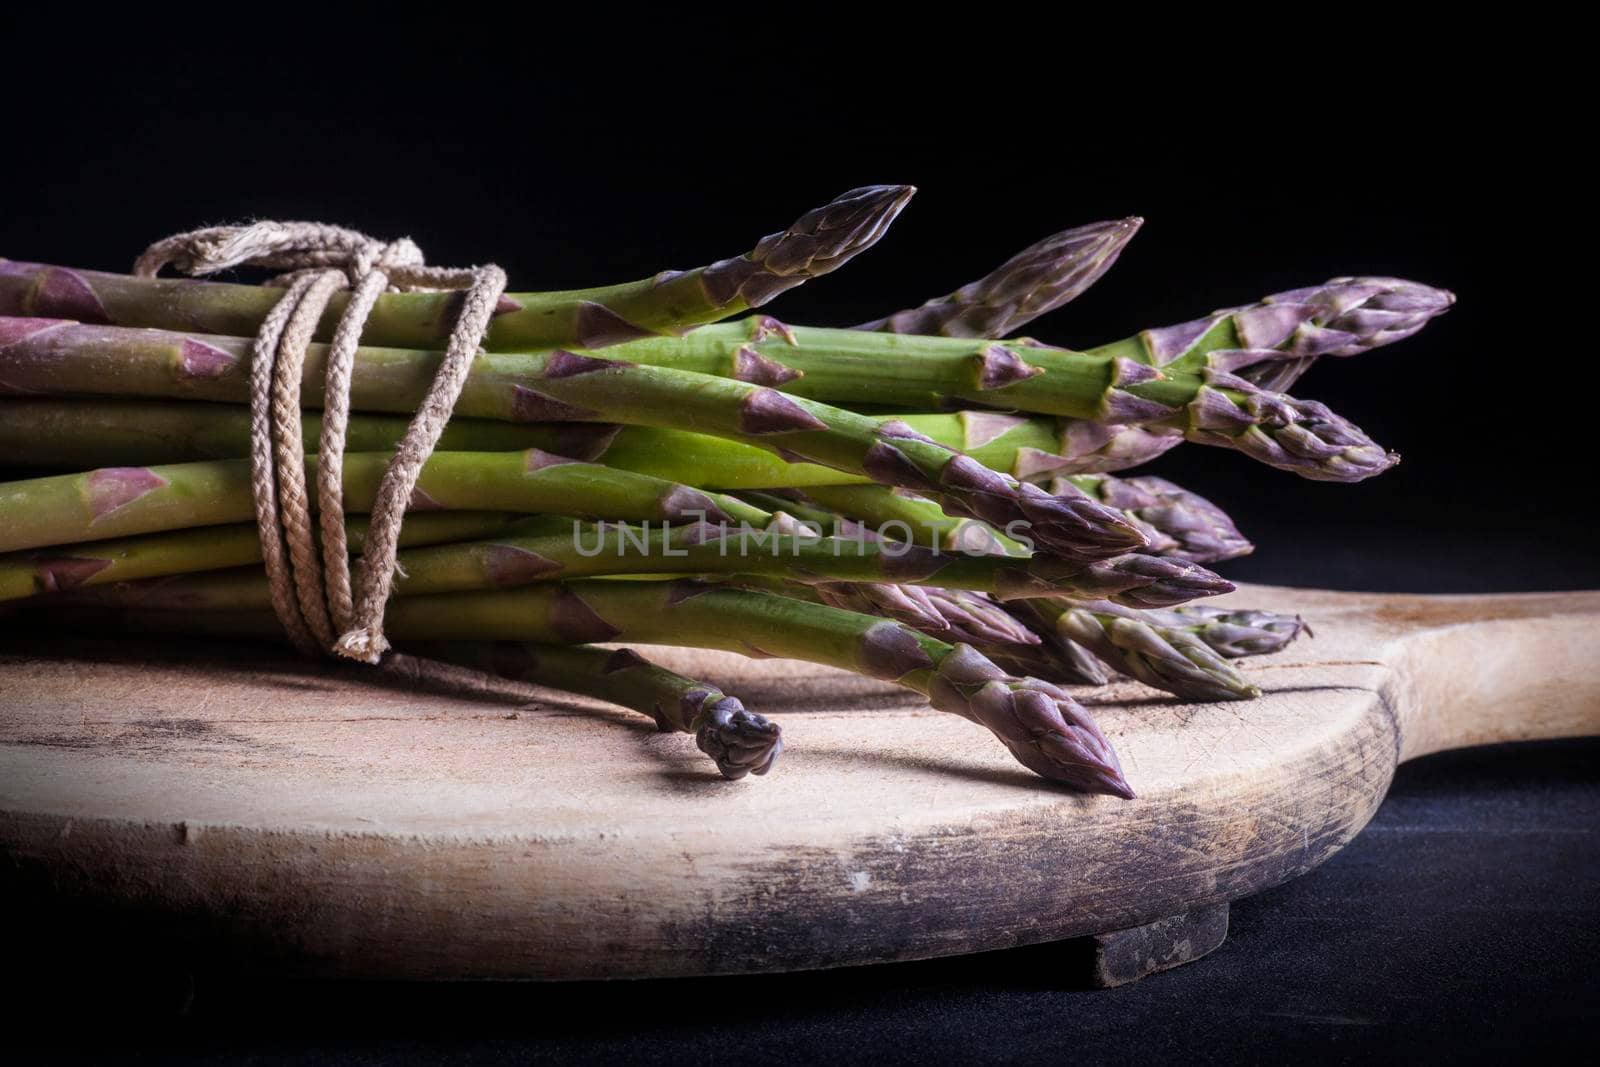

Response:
(2, 583), (1596, 982)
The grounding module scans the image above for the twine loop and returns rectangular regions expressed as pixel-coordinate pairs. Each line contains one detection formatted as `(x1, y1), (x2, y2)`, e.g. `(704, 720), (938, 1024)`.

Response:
(136, 222), (508, 663)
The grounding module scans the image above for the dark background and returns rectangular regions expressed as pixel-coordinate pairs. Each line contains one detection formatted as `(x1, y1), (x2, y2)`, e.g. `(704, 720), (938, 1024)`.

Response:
(2, 13), (1593, 1063)
(4, 25), (1590, 594)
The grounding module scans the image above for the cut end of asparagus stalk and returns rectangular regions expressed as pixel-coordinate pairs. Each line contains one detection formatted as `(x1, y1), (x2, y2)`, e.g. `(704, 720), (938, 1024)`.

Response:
(926, 643), (1134, 798)
(692, 695), (784, 780)
(699, 185), (916, 309)
(857, 216), (1143, 337)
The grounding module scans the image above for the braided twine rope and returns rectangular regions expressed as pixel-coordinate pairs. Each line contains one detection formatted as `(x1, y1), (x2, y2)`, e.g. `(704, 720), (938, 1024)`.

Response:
(135, 222), (508, 663)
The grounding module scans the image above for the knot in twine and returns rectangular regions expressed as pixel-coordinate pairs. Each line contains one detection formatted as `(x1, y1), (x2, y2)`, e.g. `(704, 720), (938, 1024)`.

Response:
(136, 222), (508, 663)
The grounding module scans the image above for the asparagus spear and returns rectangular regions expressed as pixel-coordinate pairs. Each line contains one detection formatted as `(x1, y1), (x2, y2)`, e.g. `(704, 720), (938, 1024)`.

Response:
(792, 476), (1251, 565)
(1057, 475), (1252, 563)
(588, 322), (1397, 482)
(1093, 276), (1455, 391)
(40, 580), (1135, 796)
(0, 187), (914, 349)
(767, 486), (1233, 606)
(774, 484), (1028, 556)
(0, 273), (1447, 486)
(725, 507), (1052, 645)
(0, 512), (527, 601)
(856, 270), (1442, 478)
(37, 517), (1232, 611)
(0, 451), (766, 554)
(806, 582), (1043, 648)
(1039, 423), (1186, 479)
(1032, 277), (1453, 476)
(856, 219), (1143, 337)
(415, 642), (783, 780)
(986, 602), (1310, 690)
(983, 639), (1111, 688)
(1150, 604), (1310, 658)
(0, 322), (1148, 559)
(0, 397), (613, 468)
(1020, 598), (1261, 702)
(0, 401), (1244, 558)
(756, 490), (1235, 608)
(0, 398), (1076, 494)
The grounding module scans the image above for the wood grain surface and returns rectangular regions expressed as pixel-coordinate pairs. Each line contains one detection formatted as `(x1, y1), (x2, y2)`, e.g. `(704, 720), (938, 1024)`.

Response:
(2, 583), (1596, 980)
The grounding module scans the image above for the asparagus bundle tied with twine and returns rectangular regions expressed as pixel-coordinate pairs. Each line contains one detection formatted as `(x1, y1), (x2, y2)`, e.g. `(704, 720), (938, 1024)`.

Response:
(0, 189), (1451, 795)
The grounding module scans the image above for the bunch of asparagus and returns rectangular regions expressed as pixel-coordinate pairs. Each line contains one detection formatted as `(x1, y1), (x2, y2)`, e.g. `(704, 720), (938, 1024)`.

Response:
(0, 187), (1452, 795)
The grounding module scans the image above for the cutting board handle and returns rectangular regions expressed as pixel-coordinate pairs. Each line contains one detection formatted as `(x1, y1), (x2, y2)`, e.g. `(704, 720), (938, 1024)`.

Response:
(1386, 589), (1600, 761)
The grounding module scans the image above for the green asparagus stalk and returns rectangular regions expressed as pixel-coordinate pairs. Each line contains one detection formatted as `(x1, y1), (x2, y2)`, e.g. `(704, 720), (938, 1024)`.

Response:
(0, 399), (1242, 565)
(856, 218), (1142, 337)
(776, 484), (1028, 556)
(1021, 598), (1261, 702)
(0, 397), (612, 468)
(38, 579), (1135, 795)
(592, 322), (1396, 482)
(0, 398), (1067, 493)
(0, 512), (527, 601)
(0, 186), (914, 349)
(415, 642), (783, 780)
(0, 451), (766, 554)
(36, 515), (1232, 611)
(0, 322), (1148, 559)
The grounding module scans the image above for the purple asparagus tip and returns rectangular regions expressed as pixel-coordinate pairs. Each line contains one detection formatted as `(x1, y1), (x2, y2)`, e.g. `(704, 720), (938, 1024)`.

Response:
(857, 216), (1144, 337)
(1156, 276), (1456, 391)
(1189, 371), (1398, 483)
(1258, 276), (1456, 358)
(700, 185), (916, 308)
(1088, 475), (1254, 564)
(1156, 605), (1311, 658)
(1083, 553), (1235, 609)
(1056, 603), (1262, 703)
(927, 644), (1134, 798)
